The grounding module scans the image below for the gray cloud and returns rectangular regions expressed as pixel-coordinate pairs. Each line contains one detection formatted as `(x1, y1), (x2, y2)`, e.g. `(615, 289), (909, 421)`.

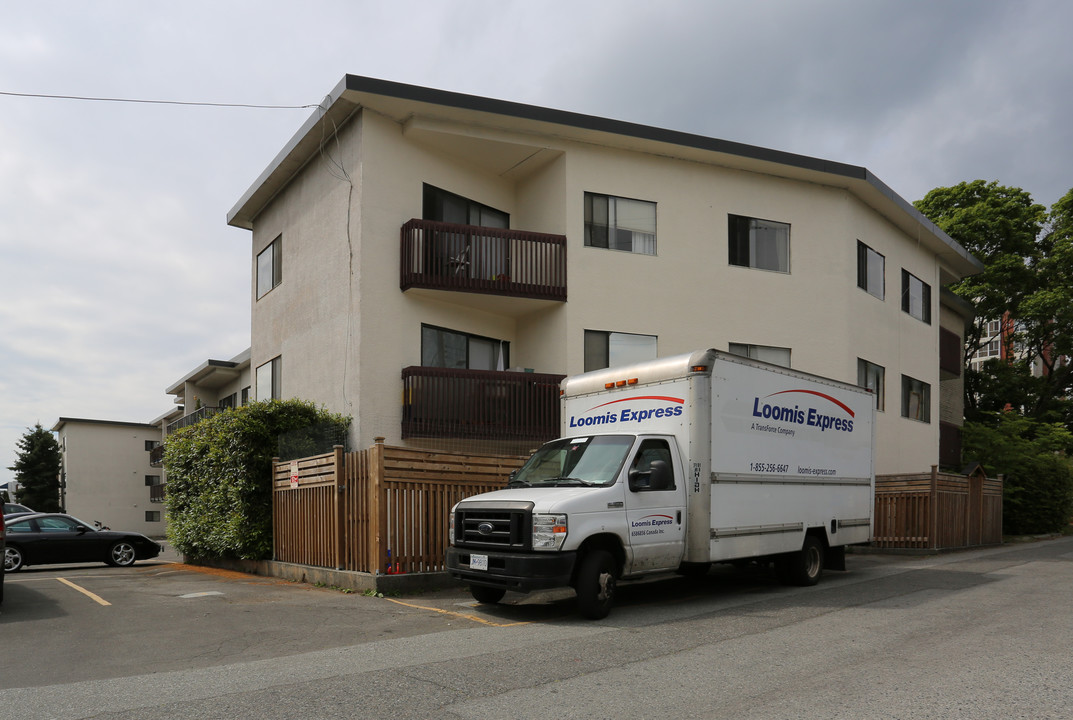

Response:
(1, 0), (1070, 483)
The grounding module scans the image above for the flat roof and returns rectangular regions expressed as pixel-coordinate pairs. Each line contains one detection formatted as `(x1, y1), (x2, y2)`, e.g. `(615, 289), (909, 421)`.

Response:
(228, 74), (982, 279)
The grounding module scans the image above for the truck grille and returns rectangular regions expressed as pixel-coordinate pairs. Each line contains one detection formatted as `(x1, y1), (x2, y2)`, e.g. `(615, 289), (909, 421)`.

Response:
(456, 508), (530, 549)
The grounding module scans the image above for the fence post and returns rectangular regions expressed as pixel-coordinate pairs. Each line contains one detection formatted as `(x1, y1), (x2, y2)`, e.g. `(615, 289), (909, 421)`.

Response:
(368, 437), (386, 574)
(332, 445), (345, 570)
(929, 465), (939, 549)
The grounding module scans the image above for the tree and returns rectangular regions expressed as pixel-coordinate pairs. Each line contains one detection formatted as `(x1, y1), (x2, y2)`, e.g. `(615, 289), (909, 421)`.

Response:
(914, 181), (1073, 422)
(8, 423), (63, 511)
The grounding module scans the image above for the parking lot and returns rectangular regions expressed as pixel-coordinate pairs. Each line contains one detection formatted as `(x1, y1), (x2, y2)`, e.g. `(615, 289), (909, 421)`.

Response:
(4, 538), (1073, 720)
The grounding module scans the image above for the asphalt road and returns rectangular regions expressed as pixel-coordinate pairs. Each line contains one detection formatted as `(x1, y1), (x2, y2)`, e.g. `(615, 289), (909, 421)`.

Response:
(2, 537), (1071, 719)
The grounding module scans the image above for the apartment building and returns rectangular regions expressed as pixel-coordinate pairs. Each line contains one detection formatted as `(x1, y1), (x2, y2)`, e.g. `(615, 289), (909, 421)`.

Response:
(51, 418), (165, 537)
(227, 75), (982, 475)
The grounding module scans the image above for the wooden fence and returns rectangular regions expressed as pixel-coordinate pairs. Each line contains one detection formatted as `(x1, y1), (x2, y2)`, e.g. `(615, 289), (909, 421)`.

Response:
(873, 465), (1003, 550)
(272, 439), (526, 574)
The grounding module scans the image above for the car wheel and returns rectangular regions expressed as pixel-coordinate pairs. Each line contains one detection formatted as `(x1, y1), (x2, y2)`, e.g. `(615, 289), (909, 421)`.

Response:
(108, 541), (137, 567)
(5, 545), (25, 573)
(775, 535), (824, 587)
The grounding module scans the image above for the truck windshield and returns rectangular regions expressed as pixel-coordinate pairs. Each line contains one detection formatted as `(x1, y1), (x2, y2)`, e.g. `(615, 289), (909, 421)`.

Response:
(509, 435), (634, 488)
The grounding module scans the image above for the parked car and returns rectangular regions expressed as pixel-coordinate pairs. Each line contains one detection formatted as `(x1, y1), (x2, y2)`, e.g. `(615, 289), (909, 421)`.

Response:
(2, 513), (162, 572)
(3, 502), (33, 515)
(1, 512), (6, 603)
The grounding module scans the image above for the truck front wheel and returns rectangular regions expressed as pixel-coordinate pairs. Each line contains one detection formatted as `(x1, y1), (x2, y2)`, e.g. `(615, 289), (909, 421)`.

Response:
(775, 535), (824, 587)
(574, 549), (617, 619)
(470, 585), (506, 604)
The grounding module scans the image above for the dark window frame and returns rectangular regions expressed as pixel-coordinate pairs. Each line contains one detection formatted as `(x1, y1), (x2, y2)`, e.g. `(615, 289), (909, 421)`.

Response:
(857, 241), (885, 300)
(257, 235), (282, 299)
(420, 324), (509, 371)
(728, 214), (791, 273)
(901, 374), (931, 423)
(857, 358), (886, 411)
(584, 192), (657, 255)
(901, 269), (932, 324)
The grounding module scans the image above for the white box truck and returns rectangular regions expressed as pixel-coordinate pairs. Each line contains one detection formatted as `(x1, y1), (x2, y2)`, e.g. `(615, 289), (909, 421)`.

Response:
(446, 349), (875, 618)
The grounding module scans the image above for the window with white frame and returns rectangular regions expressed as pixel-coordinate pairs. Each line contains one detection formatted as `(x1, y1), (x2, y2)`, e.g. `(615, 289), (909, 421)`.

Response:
(728, 343), (791, 368)
(256, 356), (282, 401)
(857, 241), (885, 300)
(584, 330), (657, 372)
(584, 192), (657, 255)
(901, 269), (932, 324)
(728, 215), (790, 273)
(257, 236), (282, 299)
(901, 374), (930, 423)
(857, 358), (885, 411)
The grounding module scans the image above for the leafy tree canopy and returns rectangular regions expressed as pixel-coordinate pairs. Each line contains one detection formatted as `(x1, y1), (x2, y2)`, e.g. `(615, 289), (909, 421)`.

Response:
(7, 423), (62, 511)
(915, 181), (1073, 422)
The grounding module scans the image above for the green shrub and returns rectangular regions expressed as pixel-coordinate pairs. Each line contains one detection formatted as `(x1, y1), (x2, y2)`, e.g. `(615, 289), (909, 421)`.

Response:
(964, 414), (1073, 535)
(163, 399), (350, 560)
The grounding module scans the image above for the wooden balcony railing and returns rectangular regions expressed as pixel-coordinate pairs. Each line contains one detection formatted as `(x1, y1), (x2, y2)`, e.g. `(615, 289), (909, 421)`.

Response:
(401, 366), (565, 442)
(149, 484), (166, 503)
(400, 219), (567, 301)
(149, 444), (165, 467)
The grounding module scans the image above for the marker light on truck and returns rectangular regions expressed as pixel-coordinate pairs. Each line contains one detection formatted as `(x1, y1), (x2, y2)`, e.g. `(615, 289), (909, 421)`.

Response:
(532, 513), (568, 551)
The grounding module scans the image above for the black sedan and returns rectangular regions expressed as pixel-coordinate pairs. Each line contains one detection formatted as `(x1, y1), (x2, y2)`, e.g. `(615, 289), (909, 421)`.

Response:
(3, 513), (162, 572)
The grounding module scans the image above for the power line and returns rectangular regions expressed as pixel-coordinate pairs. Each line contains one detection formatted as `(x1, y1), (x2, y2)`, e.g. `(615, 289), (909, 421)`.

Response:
(0, 89), (321, 111)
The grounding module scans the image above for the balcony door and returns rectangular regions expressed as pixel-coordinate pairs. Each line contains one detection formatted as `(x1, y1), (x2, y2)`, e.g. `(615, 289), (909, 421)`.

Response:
(423, 184), (509, 279)
(421, 325), (508, 371)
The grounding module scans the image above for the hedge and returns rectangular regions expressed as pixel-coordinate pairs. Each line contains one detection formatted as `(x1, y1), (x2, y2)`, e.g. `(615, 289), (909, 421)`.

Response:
(163, 399), (350, 560)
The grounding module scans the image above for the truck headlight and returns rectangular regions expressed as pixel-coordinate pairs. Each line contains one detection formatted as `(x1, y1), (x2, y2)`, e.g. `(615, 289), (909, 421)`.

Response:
(533, 513), (568, 551)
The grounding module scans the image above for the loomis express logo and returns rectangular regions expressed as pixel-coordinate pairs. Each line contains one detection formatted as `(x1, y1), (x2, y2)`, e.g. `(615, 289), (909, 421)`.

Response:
(568, 396), (684, 428)
(751, 389), (855, 433)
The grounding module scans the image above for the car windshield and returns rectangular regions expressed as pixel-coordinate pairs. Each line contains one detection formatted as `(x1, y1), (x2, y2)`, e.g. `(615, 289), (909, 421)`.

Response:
(509, 435), (634, 488)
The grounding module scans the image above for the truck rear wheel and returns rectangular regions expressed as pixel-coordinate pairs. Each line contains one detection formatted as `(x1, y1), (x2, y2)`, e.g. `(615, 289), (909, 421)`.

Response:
(470, 585), (506, 604)
(775, 535), (824, 587)
(574, 549), (617, 620)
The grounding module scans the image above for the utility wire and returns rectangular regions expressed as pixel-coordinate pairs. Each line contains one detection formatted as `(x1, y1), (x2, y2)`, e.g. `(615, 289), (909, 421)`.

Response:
(0, 89), (321, 110)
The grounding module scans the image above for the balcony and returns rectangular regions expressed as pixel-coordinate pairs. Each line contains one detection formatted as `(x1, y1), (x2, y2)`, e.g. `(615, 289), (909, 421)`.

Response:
(401, 366), (565, 443)
(149, 444), (165, 468)
(166, 406), (222, 435)
(940, 327), (963, 379)
(150, 484), (166, 503)
(400, 219), (567, 302)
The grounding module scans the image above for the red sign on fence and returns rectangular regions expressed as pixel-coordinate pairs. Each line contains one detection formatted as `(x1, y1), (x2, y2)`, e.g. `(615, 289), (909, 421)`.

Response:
(290, 461), (299, 488)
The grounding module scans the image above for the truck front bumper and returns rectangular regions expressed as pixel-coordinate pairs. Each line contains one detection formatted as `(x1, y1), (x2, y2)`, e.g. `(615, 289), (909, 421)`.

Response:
(447, 547), (577, 593)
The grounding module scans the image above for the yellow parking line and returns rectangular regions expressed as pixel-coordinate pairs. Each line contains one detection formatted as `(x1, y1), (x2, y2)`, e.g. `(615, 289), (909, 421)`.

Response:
(384, 597), (530, 627)
(56, 577), (111, 606)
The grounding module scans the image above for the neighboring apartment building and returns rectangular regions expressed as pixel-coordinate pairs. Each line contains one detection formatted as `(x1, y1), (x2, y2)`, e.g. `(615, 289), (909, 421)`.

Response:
(226, 75), (982, 475)
(51, 418), (165, 537)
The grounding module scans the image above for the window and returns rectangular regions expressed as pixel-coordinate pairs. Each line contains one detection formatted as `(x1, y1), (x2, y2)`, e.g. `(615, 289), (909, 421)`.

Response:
(219, 392), (237, 410)
(728, 343), (791, 368)
(857, 241), (885, 299)
(256, 356), (282, 401)
(584, 331), (657, 372)
(144, 440), (160, 452)
(144, 475), (161, 487)
(423, 184), (508, 228)
(901, 375), (931, 423)
(241, 386), (250, 405)
(729, 215), (790, 272)
(421, 325), (508, 371)
(629, 439), (676, 491)
(145, 511), (161, 523)
(901, 270), (931, 323)
(857, 358), (885, 411)
(257, 236), (282, 299)
(584, 192), (657, 255)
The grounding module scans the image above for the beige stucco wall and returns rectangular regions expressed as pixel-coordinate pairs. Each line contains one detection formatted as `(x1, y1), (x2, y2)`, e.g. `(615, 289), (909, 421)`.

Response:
(57, 421), (164, 537)
(245, 108), (959, 475)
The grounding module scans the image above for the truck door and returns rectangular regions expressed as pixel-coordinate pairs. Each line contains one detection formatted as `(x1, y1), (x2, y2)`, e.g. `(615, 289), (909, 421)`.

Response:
(624, 437), (686, 573)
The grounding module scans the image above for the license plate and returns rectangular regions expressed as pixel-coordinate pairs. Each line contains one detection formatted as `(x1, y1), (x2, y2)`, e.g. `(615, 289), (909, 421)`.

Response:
(470, 554), (488, 571)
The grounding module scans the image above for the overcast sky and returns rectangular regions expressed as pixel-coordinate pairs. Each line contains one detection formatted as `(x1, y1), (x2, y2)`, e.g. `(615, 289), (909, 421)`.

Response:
(2, 0), (1071, 487)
